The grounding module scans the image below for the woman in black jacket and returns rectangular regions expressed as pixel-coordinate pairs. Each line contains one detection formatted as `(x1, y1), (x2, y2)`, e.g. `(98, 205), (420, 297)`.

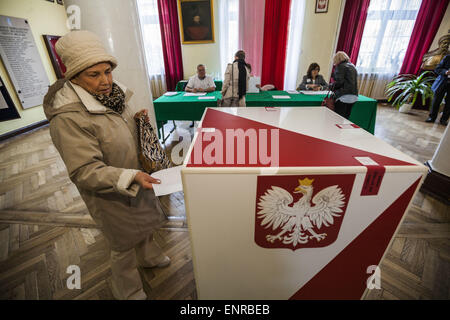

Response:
(330, 51), (358, 119)
(297, 63), (328, 91)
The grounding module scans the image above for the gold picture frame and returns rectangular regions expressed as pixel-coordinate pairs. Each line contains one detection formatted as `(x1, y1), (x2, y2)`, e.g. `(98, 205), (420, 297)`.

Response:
(315, 0), (329, 13)
(178, 0), (215, 44)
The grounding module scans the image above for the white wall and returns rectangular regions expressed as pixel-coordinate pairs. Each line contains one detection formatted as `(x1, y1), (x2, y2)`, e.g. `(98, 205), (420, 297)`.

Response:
(295, 0), (344, 85)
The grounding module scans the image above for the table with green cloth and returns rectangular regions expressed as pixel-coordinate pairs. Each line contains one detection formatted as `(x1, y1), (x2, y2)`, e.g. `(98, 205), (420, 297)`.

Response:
(153, 90), (377, 140)
(245, 91), (377, 134)
(154, 91), (221, 141)
(175, 80), (223, 91)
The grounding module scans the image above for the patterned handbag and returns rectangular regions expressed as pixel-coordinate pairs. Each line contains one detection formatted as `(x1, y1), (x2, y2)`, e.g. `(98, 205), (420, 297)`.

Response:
(321, 90), (335, 111)
(134, 111), (172, 174)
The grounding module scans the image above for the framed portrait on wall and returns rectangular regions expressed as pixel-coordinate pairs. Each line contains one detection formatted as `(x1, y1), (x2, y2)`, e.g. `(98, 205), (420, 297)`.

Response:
(178, 0), (215, 44)
(315, 0), (329, 13)
(0, 76), (20, 122)
(43, 35), (66, 79)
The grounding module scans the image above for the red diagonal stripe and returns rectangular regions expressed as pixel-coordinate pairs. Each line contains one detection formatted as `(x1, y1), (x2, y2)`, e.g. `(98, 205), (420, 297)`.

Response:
(289, 178), (421, 300)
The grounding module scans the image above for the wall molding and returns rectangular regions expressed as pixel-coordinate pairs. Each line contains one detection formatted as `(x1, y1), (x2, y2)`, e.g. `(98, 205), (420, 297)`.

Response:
(0, 120), (49, 142)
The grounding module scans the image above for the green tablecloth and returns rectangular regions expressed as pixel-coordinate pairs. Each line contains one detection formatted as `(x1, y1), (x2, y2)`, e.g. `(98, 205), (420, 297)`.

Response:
(245, 91), (377, 134)
(155, 91), (221, 122)
(154, 90), (377, 134)
(175, 80), (223, 91)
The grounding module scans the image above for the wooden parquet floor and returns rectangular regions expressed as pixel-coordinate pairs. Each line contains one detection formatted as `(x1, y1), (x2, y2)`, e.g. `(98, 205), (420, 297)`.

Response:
(0, 105), (448, 300)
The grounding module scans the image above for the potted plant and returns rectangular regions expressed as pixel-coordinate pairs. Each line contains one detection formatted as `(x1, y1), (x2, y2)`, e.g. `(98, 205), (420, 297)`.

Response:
(385, 71), (435, 113)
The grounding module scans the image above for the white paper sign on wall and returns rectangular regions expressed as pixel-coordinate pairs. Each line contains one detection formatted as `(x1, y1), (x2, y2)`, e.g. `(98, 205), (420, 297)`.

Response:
(0, 15), (50, 109)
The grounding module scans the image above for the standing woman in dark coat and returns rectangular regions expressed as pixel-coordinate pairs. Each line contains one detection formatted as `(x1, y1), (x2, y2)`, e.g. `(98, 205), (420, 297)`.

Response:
(331, 51), (359, 119)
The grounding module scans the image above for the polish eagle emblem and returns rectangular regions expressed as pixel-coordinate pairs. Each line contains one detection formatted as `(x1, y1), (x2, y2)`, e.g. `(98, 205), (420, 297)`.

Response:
(256, 178), (346, 247)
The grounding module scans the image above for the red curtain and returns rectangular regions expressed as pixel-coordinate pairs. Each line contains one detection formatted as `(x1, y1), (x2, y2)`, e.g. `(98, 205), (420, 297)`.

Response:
(261, 0), (292, 89)
(157, 0), (184, 91)
(335, 0), (371, 65)
(399, 0), (449, 75)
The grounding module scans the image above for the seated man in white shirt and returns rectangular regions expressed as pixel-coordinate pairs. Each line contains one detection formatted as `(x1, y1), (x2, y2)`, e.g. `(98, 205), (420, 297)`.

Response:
(185, 64), (216, 93)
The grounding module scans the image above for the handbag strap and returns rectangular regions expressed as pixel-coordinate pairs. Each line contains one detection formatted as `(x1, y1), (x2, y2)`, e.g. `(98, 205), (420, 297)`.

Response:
(231, 62), (234, 98)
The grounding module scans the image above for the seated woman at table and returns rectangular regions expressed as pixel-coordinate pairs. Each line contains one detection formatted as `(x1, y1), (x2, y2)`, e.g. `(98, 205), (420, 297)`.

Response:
(297, 63), (328, 91)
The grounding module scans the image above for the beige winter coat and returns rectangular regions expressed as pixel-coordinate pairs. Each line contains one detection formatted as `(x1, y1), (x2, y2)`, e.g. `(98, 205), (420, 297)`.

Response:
(221, 62), (250, 101)
(43, 79), (165, 252)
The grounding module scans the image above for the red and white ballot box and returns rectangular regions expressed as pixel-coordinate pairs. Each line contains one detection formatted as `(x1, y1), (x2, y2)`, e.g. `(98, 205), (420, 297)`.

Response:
(181, 107), (427, 299)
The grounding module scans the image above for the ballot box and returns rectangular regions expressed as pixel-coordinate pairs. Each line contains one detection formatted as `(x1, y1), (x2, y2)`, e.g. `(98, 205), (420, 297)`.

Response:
(180, 107), (427, 300)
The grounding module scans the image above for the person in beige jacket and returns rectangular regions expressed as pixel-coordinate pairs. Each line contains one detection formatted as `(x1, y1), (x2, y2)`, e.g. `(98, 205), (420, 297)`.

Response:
(43, 30), (169, 300)
(221, 50), (250, 107)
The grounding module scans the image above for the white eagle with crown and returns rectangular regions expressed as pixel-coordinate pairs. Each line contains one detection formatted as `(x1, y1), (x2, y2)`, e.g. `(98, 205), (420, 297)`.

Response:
(257, 178), (346, 246)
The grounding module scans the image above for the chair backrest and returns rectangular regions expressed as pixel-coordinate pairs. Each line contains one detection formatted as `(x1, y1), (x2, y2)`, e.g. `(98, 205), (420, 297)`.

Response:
(261, 84), (275, 91)
(176, 81), (188, 91)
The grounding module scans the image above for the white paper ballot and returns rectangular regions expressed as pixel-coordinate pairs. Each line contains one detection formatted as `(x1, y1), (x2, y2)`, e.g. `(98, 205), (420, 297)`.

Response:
(286, 90), (300, 94)
(300, 90), (329, 95)
(198, 96), (216, 100)
(164, 91), (179, 96)
(150, 166), (183, 196)
(184, 92), (207, 96)
(247, 76), (261, 93)
(272, 95), (291, 99)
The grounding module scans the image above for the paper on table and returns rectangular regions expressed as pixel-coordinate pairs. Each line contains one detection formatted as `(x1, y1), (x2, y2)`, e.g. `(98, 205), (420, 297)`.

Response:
(354, 157), (379, 166)
(198, 96), (216, 100)
(247, 76), (261, 93)
(286, 90), (300, 94)
(300, 90), (329, 95)
(272, 95), (291, 99)
(150, 166), (183, 196)
(164, 91), (179, 96)
(184, 92), (207, 96)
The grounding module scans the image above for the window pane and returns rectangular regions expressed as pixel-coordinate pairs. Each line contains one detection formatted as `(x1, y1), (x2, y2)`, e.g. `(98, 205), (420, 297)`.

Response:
(356, 0), (421, 74)
(137, 0), (165, 76)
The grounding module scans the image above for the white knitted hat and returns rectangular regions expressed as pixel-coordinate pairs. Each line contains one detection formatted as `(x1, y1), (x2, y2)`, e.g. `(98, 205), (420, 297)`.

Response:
(55, 30), (118, 80)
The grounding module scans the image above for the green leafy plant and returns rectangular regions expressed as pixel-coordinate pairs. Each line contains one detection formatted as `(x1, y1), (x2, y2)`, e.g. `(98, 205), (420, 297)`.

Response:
(385, 71), (435, 109)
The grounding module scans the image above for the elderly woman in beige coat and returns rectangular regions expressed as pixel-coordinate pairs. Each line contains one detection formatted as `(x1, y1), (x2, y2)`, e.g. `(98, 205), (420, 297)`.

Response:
(43, 30), (169, 300)
(221, 50), (250, 107)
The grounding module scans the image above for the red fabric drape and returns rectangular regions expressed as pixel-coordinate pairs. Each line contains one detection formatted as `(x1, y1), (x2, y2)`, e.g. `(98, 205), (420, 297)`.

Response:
(399, 0), (449, 75)
(261, 0), (292, 89)
(335, 0), (371, 65)
(157, 0), (184, 91)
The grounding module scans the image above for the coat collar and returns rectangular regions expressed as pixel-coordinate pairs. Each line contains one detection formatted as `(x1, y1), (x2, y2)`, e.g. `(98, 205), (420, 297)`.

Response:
(68, 80), (130, 113)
